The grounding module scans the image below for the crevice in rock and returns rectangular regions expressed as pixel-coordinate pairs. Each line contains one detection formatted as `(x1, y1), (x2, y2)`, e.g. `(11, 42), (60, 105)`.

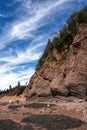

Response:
(63, 73), (67, 78)
(50, 88), (64, 97)
(43, 77), (52, 82)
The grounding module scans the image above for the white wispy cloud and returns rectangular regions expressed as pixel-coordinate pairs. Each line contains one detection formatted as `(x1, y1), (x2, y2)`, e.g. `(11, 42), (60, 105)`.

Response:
(0, 35), (47, 89)
(10, 0), (69, 39)
(0, 0), (70, 50)
(0, 0), (82, 90)
(0, 67), (34, 90)
(0, 35), (47, 64)
(0, 13), (6, 17)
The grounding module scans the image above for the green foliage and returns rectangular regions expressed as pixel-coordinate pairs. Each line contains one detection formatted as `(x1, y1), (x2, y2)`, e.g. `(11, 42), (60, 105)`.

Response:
(0, 89), (3, 95)
(18, 81), (21, 87)
(11, 85), (26, 96)
(59, 25), (73, 48)
(56, 59), (67, 66)
(70, 46), (77, 55)
(78, 6), (87, 24)
(67, 6), (87, 36)
(67, 12), (78, 36)
(36, 6), (87, 70)
(84, 24), (87, 33)
(0, 82), (27, 96)
(9, 85), (12, 95)
(56, 61), (62, 66)
(52, 36), (60, 47)
(36, 39), (53, 70)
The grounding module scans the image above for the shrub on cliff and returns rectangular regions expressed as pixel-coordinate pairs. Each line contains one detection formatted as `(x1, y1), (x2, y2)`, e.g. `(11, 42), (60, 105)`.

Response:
(36, 6), (87, 70)
(78, 6), (87, 24)
(67, 12), (78, 36)
(36, 39), (53, 70)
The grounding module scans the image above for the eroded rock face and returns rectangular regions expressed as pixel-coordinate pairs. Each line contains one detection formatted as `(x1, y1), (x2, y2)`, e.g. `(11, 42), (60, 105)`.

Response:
(64, 39), (87, 99)
(24, 25), (87, 99)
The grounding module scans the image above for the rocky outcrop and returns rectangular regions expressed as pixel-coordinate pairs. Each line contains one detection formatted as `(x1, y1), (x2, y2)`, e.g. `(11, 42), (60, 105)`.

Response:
(24, 25), (87, 100)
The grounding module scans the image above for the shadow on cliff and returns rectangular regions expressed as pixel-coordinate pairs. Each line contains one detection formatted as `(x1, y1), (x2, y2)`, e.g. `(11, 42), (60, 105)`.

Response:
(22, 114), (85, 130)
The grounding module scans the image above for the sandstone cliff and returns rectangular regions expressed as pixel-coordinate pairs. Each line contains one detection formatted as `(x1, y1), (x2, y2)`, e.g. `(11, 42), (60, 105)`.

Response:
(24, 24), (87, 100)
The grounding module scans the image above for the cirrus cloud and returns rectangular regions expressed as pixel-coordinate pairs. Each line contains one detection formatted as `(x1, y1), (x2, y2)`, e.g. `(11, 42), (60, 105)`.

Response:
(0, 0), (87, 90)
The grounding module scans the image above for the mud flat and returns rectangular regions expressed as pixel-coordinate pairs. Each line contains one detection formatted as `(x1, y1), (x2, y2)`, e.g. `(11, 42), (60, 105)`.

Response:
(0, 97), (87, 130)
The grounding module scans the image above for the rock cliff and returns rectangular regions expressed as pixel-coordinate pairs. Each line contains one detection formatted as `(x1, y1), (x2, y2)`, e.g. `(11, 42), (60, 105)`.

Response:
(24, 24), (87, 100)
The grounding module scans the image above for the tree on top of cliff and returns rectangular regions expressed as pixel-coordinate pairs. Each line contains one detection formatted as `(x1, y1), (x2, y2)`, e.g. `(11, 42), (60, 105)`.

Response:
(36, 6), (87, 70)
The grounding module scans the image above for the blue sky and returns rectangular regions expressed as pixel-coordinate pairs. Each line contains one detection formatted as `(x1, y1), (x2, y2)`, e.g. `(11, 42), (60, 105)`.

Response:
(0, 0), (87, 90)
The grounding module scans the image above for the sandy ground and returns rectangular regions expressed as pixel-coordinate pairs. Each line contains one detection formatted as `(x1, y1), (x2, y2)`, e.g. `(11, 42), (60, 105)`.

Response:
(0, 95), (26, 102)
(0, 96), (87, 130)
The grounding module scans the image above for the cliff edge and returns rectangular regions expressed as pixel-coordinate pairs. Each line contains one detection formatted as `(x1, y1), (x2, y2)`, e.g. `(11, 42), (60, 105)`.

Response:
(24, 7), (87, 100)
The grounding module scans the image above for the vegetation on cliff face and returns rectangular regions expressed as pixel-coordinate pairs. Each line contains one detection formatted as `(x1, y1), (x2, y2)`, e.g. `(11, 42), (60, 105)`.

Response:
(36, 6), (87, 70)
